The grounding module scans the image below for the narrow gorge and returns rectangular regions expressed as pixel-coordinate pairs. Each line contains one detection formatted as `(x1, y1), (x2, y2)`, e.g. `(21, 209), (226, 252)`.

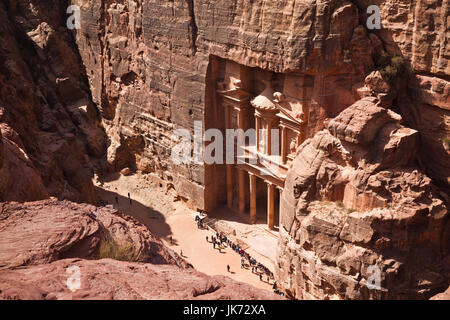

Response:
(0, 0), (448, 300)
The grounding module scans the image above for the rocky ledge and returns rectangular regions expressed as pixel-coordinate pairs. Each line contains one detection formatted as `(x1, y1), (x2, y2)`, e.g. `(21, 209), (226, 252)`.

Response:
(0, 199), (280, 300)
(277, 97), (450, 300)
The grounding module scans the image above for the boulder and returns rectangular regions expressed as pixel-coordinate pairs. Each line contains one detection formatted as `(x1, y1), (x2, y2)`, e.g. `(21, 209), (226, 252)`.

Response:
(277, 97), (450, 300)
(0, 258), (282, 300)
(0, 199), (186, 269)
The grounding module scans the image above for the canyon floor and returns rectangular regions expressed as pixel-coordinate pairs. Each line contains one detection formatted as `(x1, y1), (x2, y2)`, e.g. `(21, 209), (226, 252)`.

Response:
(94, 172), (277, 291)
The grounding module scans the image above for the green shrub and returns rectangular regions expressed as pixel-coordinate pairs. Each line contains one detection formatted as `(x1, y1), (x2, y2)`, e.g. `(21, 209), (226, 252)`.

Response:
(97, 234), (140, 262)
(376, 51), (411, 83)
(443, 137), (450, 148)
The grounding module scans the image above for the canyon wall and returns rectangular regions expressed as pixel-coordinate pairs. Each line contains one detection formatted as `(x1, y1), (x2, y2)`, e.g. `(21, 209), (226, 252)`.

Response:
(277, 97), (449, 299)
(0, 0), (448, 299)
(69, 0), (448, 212)
(0, 0), (106, 204)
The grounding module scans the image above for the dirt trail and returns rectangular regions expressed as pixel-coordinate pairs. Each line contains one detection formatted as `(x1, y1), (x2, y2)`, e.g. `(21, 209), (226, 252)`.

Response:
(94, 173), (275, 291)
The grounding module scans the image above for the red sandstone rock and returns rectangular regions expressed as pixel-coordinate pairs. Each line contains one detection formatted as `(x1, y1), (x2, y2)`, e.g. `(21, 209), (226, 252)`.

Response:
(0, 258), (281, 300)
(0, 200), (279, 300)
(278, 98), (450, 300)
(431, 286), (450, 300)
(0, 1), (106, 204)
(0, 199), (186, 269)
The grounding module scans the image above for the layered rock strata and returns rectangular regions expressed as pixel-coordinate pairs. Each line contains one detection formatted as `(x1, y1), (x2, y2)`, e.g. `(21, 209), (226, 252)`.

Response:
(277, 97), (449, 299)
(0, 199), (279, 300)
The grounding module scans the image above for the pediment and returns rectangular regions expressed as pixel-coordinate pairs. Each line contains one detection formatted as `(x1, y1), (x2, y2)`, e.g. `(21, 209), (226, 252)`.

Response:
(273, 94), (305, 125)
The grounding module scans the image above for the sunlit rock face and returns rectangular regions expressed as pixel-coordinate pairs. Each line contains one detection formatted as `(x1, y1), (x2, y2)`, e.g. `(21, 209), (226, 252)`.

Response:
(69, 0), (448, 211)
(0, 199), (281, 300)
(277, 98), (449, 300)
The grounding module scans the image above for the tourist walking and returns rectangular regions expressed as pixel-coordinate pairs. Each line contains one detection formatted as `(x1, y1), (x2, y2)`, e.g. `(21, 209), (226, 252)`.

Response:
(206, 236), (209, 243)
(227, 265), (230, 273)
(259, 274), (262, 282)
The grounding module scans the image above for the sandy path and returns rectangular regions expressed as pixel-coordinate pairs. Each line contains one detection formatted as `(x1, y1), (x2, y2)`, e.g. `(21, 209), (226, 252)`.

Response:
(94, 173), (274, 292)
(165, 212), (274, 291)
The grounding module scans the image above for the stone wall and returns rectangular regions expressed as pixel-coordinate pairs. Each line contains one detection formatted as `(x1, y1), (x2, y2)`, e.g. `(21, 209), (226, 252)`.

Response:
(71, 0), (381, 210)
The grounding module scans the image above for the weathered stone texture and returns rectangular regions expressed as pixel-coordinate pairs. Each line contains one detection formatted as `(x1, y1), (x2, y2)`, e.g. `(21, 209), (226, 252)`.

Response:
(277, 98), (449, 300)
(0, 258), (281, 300)
(0, 0), (107, 203)
(68, 0), (449, 210)
(0, 199), (185, 269)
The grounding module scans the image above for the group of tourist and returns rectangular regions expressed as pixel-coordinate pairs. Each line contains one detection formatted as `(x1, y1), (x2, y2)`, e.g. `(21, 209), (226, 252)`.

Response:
(207, 233), (227, 253)
(195, 215), (206, 229)
(199, 214), (286, 297)
(208, 231), (276, 283)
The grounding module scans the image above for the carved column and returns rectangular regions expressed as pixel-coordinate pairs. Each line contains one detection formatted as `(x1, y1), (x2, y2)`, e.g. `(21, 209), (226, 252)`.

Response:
(237, 107), (245, 131)
(225, 106), (233, 208)
(249, 172), (257, 224)
(277, 186), (283, 228)
(226, 166), (233, 208)
(267, 182), (275, 230)
(255, 115), (261, 152)
(281, 125), (287, 164)
(239, 169), (246, 213)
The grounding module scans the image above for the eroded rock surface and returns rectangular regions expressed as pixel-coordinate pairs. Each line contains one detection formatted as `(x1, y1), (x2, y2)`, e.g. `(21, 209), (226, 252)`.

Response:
(0, 258), (281, 300)
(0, 199), (280, 300)
(1, 0), (448, 208)
(0, 199), (186, 269)
(277, 98), (450, 300)
(0, 1), (106, 203)
(69, 0), (449, 209)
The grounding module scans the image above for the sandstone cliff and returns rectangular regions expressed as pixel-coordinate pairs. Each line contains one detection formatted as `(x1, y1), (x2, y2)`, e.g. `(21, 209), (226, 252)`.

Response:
(277, 97), (449, 299)
(0, 0), (106, 203)
(68, 0), (449, 211)
(2, 0), (447, 210)
(0, 0), (448, 301)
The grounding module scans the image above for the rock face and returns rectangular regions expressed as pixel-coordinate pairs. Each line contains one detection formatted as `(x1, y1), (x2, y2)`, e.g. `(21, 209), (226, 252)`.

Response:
(65, 0), (450, 211)
(0, 258), (280, 300)
(277, 98), (450, 300)
(0, 1), (106, 203)
(431, 286), (450, 300)
(0, 0), (448, 301)
(0, 199), (185, 269)
(1, 1), (448, 209)
(0, 199), (279, 300)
